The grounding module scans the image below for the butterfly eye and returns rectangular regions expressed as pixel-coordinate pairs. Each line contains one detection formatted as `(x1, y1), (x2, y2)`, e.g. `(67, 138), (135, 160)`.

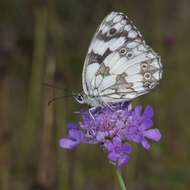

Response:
(109, 28), (116, 35)
(119, 48), (127, 55)
(126, 51), (134, 58)
(141, 63), (148, 70)
(144, 72), (151, 80)
(77, 95), (83, 101)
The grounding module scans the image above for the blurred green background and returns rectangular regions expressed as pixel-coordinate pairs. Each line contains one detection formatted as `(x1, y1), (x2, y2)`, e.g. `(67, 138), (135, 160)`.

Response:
(0, 0), (190, 190)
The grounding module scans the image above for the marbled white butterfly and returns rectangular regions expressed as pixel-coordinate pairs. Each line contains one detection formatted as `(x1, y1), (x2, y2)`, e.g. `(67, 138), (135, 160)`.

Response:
(73, 12), (163, 109)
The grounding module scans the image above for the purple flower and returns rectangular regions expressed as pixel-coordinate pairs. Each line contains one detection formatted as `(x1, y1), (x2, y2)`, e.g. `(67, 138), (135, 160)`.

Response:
(59, 102), (162, 167)
(104, 137), (131, 167)
(59, 123), (84, 150)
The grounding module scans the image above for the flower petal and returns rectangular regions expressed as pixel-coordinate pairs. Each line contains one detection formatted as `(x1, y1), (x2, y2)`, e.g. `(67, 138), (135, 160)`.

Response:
(104, 140), (114, 152)
(113, 137), (121, 146)
(96, 131), (106, 142)
(108, 151), (117, 162)
(143, 106), (154, 119)
(59, 138), (80, 150)
(118, 154), (130, 167)
(134, 105), (142, 119)
(140, 118), (153, 130)
(144, 129), (162, 141)
(121, 142), (132, 153)
(129, 132), (143, 143)
(69, 129), (84, 141)
(141, 138), (150, 149)
(66, 122), (79, 130)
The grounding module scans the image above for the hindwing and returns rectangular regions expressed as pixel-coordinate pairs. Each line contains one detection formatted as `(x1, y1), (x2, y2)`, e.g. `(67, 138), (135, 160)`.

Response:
(82, 12), (163, 103)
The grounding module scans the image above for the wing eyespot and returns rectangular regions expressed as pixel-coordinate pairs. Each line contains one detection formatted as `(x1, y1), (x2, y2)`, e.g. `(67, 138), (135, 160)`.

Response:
(126, 51), (134, 58)
(144, 72), (151, 80)
(109, 28), (117, 35)
(141, 63), (148, 70)
(119, 48), (127, 55)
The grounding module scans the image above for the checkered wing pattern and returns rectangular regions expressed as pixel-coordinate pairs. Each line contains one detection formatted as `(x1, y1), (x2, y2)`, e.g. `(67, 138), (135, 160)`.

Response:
(82, 12), (163, 103)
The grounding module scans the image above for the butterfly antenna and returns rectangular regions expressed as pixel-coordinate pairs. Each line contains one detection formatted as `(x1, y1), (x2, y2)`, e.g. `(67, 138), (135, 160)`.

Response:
(41, 82), (66, 91)
(48, 95), (73, 105)
(41, 82), (69, 92)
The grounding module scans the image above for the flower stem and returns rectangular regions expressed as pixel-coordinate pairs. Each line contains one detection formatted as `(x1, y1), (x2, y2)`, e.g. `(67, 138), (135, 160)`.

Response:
(116, 167), (127, 190)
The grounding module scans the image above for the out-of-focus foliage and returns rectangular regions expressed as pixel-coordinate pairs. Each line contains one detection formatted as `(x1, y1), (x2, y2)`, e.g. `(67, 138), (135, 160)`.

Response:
(0, 0), (190, 190)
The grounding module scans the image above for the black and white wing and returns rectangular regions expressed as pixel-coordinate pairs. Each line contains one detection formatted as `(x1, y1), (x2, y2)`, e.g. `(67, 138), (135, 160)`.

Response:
(82, 12), (163, 103)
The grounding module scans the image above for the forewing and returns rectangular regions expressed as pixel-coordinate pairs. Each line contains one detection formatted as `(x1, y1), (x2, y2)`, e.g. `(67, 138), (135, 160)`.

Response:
(82, 12), (163, 102)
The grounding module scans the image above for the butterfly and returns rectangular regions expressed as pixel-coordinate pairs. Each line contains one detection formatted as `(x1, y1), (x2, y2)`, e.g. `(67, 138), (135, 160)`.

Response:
(73, 11), (163, 110)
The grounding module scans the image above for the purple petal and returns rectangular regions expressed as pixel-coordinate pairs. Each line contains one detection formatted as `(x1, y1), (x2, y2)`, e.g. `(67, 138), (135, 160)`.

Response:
(144, 129), (162, 141)
(73, 111), (80, 114)
(116, 120), (125, 128)
(83, 138), (98, 144)
(69, 129), (84, 141)
(121, 142), (132, 153)
(117, 129), (128, 140)
(130, 133), (143, 143)
(140, 119), (153, 130)
(141, 139), (150, 149)
(59, 138), (80, 150)
(118, 154), (130, 167)
(143, 106), (154, 118)
(128, 126), (138, 133)
(113, 137), (121, 146)
(108, 151), (117, 162)
(96, 131), (106, 142)
(79, 121), (86, 129)
(134, 105), (142, 118)
(66, 122), (79, 130)
(104, 140), (114, 152)
(109, 128), (118, 137)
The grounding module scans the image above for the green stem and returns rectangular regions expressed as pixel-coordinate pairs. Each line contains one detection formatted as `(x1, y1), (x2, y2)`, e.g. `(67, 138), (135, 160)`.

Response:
(116, 167), (127, 190)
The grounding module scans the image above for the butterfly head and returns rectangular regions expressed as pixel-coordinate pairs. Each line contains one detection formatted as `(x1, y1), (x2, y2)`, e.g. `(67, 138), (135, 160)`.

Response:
(73, 92), (86, 104)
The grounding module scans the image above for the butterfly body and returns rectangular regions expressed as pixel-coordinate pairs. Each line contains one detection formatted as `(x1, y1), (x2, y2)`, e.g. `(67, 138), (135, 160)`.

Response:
(73, 92), (107, 107)
(74, 12), (163, 108)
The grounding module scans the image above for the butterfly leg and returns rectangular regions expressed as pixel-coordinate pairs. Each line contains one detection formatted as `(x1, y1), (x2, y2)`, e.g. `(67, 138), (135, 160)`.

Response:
(104, 102), (114, 111)
(89, 107), (96, 120)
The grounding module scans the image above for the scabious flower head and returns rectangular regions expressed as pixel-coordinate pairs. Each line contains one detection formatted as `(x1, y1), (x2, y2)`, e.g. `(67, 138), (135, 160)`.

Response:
(60, 102), (161, 167)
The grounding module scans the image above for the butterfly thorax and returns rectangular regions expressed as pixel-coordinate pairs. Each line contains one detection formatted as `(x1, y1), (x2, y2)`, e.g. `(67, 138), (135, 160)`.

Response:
(73, 92), (105, 107)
